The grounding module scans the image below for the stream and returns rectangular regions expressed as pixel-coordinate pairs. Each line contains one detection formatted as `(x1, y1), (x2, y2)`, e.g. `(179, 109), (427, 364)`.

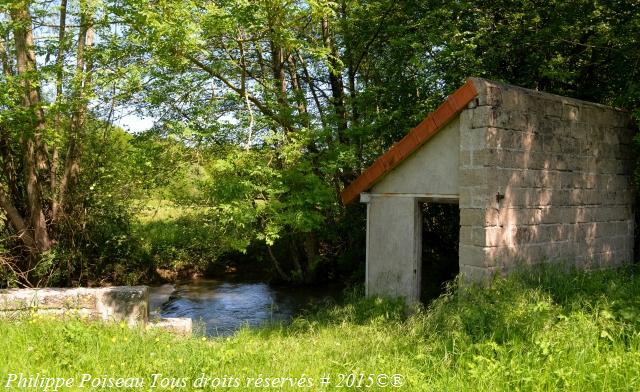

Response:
(149, 279), (340, 336)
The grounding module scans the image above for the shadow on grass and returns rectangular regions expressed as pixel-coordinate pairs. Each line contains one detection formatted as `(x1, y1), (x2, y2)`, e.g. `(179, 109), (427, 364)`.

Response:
(421, 263), (640, 345)
(245, 263), (640, 346)
(241, 286), (407, 339)
(512, 263), (640, 329)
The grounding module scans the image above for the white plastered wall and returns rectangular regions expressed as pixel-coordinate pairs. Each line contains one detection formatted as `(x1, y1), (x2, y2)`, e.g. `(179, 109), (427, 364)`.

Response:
(363, 118), (460, 303)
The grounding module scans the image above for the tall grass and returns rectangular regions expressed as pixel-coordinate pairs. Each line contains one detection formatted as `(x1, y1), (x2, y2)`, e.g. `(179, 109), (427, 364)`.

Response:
(2, 265), (640, 390)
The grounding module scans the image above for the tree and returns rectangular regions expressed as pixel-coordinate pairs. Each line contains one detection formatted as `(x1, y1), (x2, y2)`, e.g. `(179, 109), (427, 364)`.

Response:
(112, 0), (348, 282)
(0, 0), (138, 285)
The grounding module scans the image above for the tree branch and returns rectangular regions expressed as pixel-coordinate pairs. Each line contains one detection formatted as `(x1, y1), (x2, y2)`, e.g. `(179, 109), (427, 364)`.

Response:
(182, 51), (291, 130)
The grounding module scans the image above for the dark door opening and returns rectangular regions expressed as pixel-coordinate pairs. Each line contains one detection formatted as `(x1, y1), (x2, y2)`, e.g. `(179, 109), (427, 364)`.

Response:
(420, 202), (460, 302)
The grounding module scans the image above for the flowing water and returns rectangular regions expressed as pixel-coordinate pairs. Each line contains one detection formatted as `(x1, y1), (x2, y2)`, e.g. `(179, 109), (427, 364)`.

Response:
(149, 279), (340, 336)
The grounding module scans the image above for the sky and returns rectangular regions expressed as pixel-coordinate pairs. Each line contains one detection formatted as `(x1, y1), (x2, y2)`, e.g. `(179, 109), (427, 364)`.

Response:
(114, 113), (156, 134)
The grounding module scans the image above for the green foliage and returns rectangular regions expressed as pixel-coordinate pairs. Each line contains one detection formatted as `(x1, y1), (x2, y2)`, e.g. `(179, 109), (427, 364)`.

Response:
(203, 142), (333, 246)
(134, 201), (239, 271)
(38, 123), (155, 286)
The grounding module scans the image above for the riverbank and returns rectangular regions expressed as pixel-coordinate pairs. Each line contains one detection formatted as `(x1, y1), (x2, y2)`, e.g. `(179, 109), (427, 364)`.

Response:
(2, 265), (640, 390)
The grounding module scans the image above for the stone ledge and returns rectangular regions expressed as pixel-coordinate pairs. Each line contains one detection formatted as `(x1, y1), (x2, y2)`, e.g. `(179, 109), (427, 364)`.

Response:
(0, 286), (194, 336)
(148, 317), (193, 336)
(0, 286), (148, 327)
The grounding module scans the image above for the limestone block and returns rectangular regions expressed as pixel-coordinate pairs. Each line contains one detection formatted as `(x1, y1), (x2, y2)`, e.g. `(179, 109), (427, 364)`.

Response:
(594, 206), (632, 222)
(616, 159), (634, 175)
(523, 152), (551, 170)
(487, 168), (522, 189)
(544, 102), (562, 119)
(461, 127), (488, 151)
(473, 226), (489, 247)
(504, 188), (553, 208)
(498, 208), (543, 226)
(459, 265), (498, 285)
(603, 130), (620, 145)
(548, 241), (577, 261)
(572, 207), (594, 223)
(492, 107), (517, 130)
(488, 149), (519, 169)
(0, 291), (37, 311)
(471, 149), (491, 167)
(460, 167), (488, 187)
(462, 149), (491, 168)
(487, 128), (543, 152)
(148, 317), (192, 336)
(95, 286), (148, 326)
(459, 244), (494, 267)
(471, 106), (494, 129)
(461, 208), (500, 227)
(551, 155), (571, 171)
(542, 224), (571, 242)
(459, 226), (473, 244)
(514, 243), (550, 262)
(563, 103), (580, 122)
(460, 209), (484, 226)
(37, 289), (96, 309)
(0, 287), (148, 327)
(459, 186), (493, 209)
(460, 151), (472, 168)
(499, 86), (523, 108)
(523, 170), (559, 189)
(599, 159), (618, 174)
(559, 138), (580, 156)
(475, 84), (503, 107)
(30, 290), (67, 309)
(573, 173), (597, 190)
(484, 226), (512, 247)
(580, 105), (604, 124)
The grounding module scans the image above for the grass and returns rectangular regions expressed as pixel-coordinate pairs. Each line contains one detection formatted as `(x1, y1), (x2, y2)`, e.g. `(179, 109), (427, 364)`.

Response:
(3, 265), (640, 390)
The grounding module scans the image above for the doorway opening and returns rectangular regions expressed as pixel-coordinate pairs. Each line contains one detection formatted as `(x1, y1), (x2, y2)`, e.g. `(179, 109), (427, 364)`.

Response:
(419, 201), (460, 303)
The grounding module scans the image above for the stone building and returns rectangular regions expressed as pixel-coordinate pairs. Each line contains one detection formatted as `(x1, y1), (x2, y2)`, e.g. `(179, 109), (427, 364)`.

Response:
(341, 78), (635, 303)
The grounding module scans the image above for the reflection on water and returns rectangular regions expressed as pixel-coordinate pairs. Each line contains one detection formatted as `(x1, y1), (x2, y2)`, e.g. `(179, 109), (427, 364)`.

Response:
(149, 280), (338, 336)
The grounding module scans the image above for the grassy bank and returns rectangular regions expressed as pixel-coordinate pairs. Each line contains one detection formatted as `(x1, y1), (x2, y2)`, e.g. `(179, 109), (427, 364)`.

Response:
(2, 266), (640, 390)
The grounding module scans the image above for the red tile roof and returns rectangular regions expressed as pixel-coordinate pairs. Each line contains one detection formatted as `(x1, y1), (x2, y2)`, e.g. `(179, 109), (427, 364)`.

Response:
(341, 79), (478, 204)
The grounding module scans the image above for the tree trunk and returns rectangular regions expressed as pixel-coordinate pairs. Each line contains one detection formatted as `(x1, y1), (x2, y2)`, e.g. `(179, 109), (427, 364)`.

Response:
(56, 0), (94, 220)
(10, 1), (51, 253)
(0, 190), (36, 252)
(0, 39), (12, 76)
(270, 40), (293, 135)
(51, 0), (68, 220)
(267, 245), (290, 281)
(287, 54), (308, 121)
(302, 231), (320, 283)
(321, 16), (348, 143)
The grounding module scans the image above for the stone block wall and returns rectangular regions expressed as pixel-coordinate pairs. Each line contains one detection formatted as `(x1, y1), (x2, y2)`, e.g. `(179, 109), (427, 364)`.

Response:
(459, 79), (635, 280)
(0, 286), (149, 326)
